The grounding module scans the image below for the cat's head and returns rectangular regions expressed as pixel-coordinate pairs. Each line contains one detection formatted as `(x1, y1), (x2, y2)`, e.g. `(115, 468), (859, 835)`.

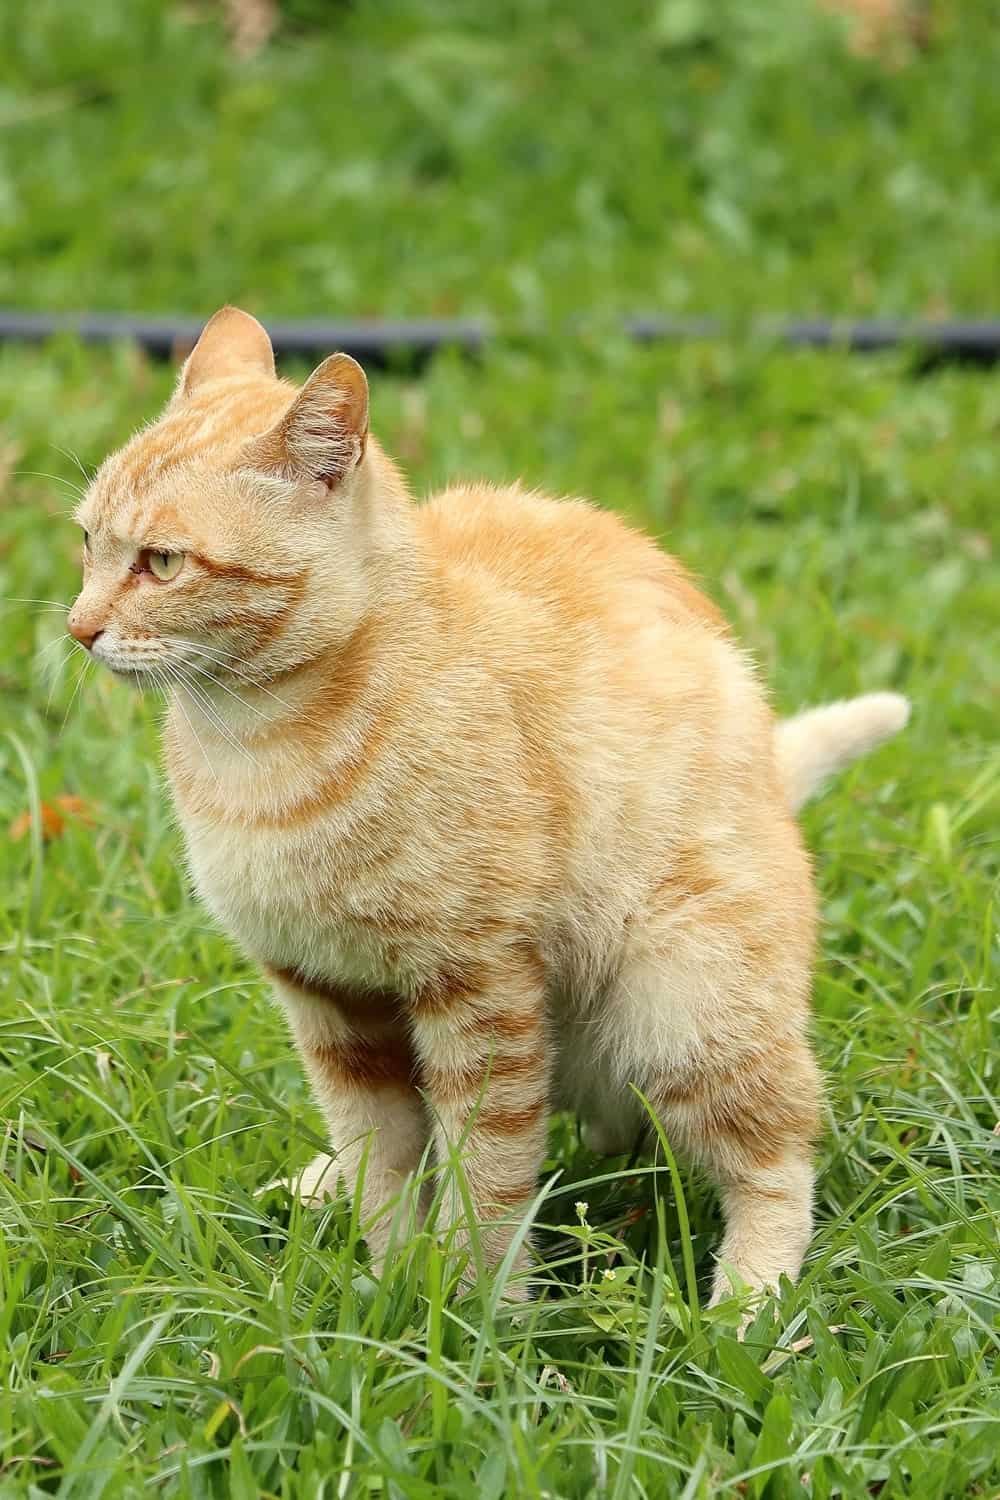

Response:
(68, 306), (391, 688)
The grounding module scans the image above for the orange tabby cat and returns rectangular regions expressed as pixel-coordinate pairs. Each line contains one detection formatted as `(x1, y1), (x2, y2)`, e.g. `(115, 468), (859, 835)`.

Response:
(68, 307), (908, 1302)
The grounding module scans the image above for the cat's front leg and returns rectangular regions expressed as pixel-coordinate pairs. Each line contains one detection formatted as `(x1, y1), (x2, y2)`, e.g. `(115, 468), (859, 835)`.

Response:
(268, 968), (429, 1267)
(409, 949), (550, 1298)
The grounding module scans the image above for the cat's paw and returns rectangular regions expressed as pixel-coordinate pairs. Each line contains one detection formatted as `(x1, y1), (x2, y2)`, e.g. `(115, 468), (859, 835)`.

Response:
(261, 1152), (340, 1204)
(495, 1275), (533, 1306)
(447, 1237), (535, 1305)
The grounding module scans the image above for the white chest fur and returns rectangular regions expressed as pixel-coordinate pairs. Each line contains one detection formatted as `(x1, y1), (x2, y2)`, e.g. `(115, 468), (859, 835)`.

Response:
(178, 809), (398, 989)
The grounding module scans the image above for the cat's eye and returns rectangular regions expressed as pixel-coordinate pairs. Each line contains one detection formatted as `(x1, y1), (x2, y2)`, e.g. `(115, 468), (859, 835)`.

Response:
(147, 550), (184, 582)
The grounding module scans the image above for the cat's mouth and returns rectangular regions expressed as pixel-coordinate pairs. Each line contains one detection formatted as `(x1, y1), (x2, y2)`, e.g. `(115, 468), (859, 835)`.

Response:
(95, 659), (164, 691)
(90, 637), (171, 681)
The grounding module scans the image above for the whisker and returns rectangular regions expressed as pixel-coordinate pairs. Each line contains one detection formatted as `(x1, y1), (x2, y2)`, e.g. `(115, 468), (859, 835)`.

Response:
(174, 667), (261, 770)
(194, 697), (261, 769)
(183, 662), (275, 724)
(162, 636), (294, 714)
(4, 608), (73, 620)
(37, 635), (72, 661)
(38, 635), (75, 677)
(43, 639), (80, 712)
(59, 651), (93, 730)
(12, 470), (87, 499)
(159, 664), (221, 789)
(3, 597), (71, 612)
(165, 638), (256, 675)
(53, 445), (95, 485)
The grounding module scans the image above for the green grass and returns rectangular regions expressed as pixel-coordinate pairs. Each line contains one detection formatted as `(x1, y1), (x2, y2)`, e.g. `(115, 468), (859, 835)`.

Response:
(2, 1), (1000, 1495)
(3, 0), (1000, 320)
(2, 337), (997, 1497)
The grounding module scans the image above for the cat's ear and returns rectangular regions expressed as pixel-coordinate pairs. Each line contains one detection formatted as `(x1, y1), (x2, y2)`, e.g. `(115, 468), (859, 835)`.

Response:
(258, 354), (369, 489)
(176, 306), (275, 397)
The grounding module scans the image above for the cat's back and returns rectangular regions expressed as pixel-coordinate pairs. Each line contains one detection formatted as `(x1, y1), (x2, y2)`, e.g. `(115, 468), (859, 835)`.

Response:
(416, 479), (769, 821)
(417, 481), (731, 648)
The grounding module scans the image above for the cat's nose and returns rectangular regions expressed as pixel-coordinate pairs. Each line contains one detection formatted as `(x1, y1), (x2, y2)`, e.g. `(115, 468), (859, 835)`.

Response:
(67, 618), (104, 651)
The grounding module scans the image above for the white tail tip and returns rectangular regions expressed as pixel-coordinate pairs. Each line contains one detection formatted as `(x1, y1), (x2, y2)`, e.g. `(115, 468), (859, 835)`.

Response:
(776, 692), (911, 813)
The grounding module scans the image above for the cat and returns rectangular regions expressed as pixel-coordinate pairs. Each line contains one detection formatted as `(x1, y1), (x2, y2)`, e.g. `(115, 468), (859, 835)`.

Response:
(67, 306), (909, 1304)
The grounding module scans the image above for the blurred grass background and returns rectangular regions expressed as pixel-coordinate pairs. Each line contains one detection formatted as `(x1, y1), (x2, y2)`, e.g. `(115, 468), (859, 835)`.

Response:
(1, 2), (998, 1497)
(3, 0), (1000, 320)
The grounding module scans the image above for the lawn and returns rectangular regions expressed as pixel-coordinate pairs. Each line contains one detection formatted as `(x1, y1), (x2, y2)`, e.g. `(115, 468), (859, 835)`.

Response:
(1, 2), (999, 1497)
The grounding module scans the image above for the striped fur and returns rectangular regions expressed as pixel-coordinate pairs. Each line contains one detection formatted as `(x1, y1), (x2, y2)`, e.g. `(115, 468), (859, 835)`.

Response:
(68, 308), (909, 1304)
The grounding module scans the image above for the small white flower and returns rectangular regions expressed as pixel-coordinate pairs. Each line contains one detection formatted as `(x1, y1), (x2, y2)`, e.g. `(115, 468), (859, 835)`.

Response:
(602, 1268), (616, 1282)
(575, 1200), (589, 1222)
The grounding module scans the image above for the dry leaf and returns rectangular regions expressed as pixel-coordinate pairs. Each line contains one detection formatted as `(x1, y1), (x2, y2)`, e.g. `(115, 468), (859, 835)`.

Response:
(539, 1363), (574, 1395)
(788, 1325), (847, 1354)
(10, 802), (63, 841)
(9, 794), (95, 842)
(54, 794), (94, 823)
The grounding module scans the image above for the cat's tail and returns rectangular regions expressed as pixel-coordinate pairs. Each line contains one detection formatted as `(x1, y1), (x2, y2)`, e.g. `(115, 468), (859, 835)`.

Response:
(775, 692), (910, 813)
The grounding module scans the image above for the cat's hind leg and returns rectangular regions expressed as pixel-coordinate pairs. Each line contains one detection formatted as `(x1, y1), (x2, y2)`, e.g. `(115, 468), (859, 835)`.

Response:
(650, 1035), (820, 1302)
(606, 865), (821, 1304)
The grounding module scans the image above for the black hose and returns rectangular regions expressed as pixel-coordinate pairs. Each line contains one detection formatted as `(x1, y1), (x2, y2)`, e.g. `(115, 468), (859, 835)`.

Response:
(2, 308), (999, 366)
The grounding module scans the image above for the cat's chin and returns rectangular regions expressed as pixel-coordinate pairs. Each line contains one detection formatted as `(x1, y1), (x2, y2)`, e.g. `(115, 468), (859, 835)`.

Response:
(103, 662), (158, 686)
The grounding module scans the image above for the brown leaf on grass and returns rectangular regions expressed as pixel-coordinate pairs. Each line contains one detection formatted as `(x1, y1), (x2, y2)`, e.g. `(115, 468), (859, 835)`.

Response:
(10, 802), (63, 841)
(764, 1325), (849, 1373)
(9, 794), (95, 842)
(789, 1325), (848, 1354)
(539, 1364), (575, 1395)
(54, 794), (94, 822)
(232, 1344), (284, 1376)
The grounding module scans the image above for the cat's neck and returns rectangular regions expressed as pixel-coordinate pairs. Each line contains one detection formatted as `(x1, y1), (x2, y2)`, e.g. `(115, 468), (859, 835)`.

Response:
(162, 575), (428, 822)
